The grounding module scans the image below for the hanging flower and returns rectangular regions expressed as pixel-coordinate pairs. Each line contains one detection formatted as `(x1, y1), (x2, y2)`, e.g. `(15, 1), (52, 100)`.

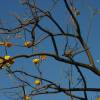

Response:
(32, 58), (40, 64)
(24, 95), (30, 100)
(24, 41), (32, 47)
(34, 79), (41, 86)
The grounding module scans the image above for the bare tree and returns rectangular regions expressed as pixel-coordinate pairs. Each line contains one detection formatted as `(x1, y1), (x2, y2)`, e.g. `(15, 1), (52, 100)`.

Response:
(0, 0), (100, 100)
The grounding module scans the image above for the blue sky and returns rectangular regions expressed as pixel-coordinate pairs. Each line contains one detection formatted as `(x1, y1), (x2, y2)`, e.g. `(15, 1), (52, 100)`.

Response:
(0, 0), (100, 100)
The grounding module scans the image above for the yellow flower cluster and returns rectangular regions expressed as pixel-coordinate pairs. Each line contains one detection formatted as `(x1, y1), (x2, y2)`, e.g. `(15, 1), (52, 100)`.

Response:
(4, 55), (15, 65)
(97, 96), (100, 100)
(0, 58), (3, 68)
(4, 55), (11, 60)
(32, 54), (47, 65)
(34, 79), (41, 86)
(0, 55), (15, 68)
(24, 95), (30, 100)
(32, 58), (40, 64)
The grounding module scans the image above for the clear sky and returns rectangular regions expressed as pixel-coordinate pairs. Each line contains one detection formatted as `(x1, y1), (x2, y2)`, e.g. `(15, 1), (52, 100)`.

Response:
(0, 0), (100, 100)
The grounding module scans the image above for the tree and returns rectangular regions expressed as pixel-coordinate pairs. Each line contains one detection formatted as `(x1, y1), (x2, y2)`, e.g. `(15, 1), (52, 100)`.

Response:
(0, 0), (100, 100)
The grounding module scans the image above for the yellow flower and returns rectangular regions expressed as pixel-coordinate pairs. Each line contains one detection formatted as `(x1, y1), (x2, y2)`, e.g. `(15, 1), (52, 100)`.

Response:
(0, 58), (4, 68)
(24, 41), (32, 47)
(4, 55), (14, 64)
(32, 58), (40, 64)
(97, 96), (100, 100)
(34, 79), (41, 85)
(4, 55), (11, 60)
(24, 95), (30, 100)
(0, 58), (3, 63)
(40, 55), (47, 60)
